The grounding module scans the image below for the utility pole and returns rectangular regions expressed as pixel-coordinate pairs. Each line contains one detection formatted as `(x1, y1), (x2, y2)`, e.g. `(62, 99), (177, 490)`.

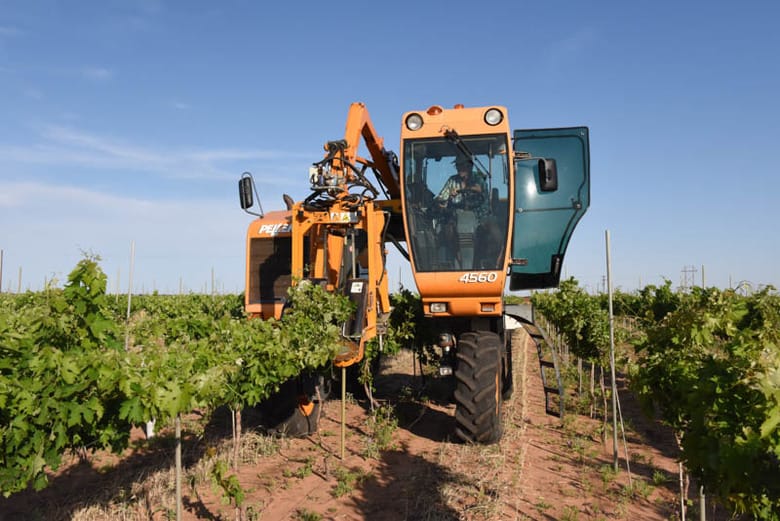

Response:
(0, 249), (3, 294)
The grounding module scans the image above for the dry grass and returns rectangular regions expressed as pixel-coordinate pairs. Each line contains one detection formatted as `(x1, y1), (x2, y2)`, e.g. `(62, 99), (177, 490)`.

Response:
(419, 328), (529, 521)
(69, 464), (177, 521)
(67, 429), (281, 520)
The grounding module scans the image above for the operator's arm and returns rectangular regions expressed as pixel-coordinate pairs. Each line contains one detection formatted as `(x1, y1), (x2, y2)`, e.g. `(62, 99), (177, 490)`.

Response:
(435, 176), (458, 205)
(466, 174), (486, 193)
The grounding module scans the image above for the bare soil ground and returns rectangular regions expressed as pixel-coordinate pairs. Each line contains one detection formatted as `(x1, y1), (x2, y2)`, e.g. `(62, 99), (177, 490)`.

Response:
(0, 328), (724, 520)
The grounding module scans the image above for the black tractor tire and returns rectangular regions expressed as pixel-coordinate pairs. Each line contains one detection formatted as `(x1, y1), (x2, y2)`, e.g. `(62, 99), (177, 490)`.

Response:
(257, 375), (328, 437)
(453, 331), (503, 444)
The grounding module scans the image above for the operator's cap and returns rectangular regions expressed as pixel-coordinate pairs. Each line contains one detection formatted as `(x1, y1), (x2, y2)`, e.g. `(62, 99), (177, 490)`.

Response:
(455, 155), (473, 168)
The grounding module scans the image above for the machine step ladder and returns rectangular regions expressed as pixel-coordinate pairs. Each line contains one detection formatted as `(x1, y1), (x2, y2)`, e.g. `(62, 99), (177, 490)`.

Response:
(522, 321), (564, 418)
(505, 304), (565, 418)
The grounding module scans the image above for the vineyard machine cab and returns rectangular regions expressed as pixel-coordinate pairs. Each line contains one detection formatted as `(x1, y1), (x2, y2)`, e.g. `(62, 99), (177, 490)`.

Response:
(239, 102), (590, 443)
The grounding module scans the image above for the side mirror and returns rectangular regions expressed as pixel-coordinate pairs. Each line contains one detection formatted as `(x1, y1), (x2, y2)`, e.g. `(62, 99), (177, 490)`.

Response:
(238, 172), (264, 217)
(239, 175), (254, 209)
(538, 158), (558, 192)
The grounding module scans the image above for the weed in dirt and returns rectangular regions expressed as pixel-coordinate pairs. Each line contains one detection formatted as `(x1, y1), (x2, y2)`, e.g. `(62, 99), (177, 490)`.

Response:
(188, 431), (278, 492)
(190, 445), (221, 487)
(592, 422), (605, 442)
(211, 459), (246, 509)
(245, 504), (262, 521)
(613, 500), (629, 518)
(569, 435), (588, 463)
(284, 457), (314, 479)
(630, 451), (650, 465)
(297, 457), (315, 478)
(295, 508), (323, 521)
(548, 452), (566, 463)
(534, 498), (552, 512)
(261, 475), (281, 493)
(363, 404), (398, 459)
(629, 478), (654, 500)
(561, 413), (578, 434)
(606, 481), (638, 517)
(573, 392), (595, 415)
(652, 468), (670, 486)
(581, 477), (593, 494)
(559, 484), (578, 498)
(561, 505), (580, 521)
(331, 466), (369, 498)
(599, 464), (618, 487)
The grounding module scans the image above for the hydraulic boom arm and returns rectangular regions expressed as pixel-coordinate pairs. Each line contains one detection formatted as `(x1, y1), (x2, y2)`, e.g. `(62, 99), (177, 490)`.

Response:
(335, 102), (401, 200)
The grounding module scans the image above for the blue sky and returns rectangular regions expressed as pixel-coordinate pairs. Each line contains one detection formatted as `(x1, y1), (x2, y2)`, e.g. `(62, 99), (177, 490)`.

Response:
(1, 0), (778, 295)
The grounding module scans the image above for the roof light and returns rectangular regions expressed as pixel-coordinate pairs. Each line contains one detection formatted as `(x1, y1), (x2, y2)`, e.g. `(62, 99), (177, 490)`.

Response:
(406, 113), (423, 131)
(484, 108), (504, 126)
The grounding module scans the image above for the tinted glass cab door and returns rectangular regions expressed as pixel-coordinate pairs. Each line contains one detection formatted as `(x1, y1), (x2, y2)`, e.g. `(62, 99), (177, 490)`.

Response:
(510, 127), (590, 290)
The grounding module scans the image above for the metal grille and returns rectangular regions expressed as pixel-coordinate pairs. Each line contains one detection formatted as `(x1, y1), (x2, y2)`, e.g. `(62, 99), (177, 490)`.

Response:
(247, 237), (292, 304)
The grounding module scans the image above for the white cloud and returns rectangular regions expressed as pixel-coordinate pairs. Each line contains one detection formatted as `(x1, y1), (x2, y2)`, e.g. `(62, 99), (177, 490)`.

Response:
(0, 127), (316, 292)
(81, 67), (114, 81)
(0, 180), (146, 209)
(0, 125), (305, 181)
(189, 149), (283, 162)
(172, 101), (191, 110)
(0, 26), (22, 38)
(42, 125), (160, 163)
(0, 180), (249, 292)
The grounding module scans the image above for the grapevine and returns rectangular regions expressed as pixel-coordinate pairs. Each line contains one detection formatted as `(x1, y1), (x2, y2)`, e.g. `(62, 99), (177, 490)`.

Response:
(534, 278), (780, 518)
(0, 257), (352, 497)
